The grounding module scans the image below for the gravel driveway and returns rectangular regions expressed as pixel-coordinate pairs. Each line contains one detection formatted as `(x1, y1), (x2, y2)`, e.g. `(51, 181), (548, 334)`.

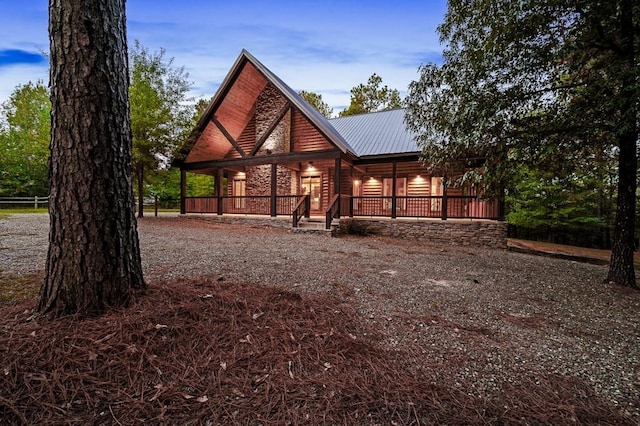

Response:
(1, 213), (639, 418)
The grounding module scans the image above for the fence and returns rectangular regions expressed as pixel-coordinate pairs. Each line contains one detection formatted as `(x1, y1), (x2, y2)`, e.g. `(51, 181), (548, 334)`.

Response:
(0, 196), (49, 209)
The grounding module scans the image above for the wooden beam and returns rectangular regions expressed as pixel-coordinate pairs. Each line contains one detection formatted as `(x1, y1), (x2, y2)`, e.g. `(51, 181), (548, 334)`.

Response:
(211, 115), (247, 158)
(250, 102), (291, 156)
(182, 149), (342, 170)
(391, 161), (397, 219)
(216, 168), (224, 215)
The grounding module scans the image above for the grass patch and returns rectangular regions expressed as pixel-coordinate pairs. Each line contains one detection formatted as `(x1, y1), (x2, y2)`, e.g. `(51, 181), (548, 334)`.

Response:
(0, 207), (48, 214)
(0, 272), (41, 304)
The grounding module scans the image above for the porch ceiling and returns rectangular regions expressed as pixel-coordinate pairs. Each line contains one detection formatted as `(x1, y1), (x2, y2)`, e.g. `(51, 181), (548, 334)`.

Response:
(185, 61), (268, 163)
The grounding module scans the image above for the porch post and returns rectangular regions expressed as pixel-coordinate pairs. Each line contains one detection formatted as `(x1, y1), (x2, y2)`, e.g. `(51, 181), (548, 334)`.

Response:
(334, 157), (342, 217)
(441, 174), (448, 220)
(349, 165), (354, 218)
(270, 163), (277, 217)
(180, 169), (186, 214)
(216, 168), (224, 215)
(391, 161), (397, 219)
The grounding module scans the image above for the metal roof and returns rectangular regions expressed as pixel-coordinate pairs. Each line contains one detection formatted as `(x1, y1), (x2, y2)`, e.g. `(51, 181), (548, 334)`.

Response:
(328, 109), (419, 157)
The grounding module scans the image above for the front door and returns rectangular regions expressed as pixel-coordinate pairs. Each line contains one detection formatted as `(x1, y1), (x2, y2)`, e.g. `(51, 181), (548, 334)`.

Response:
(301, 176), (322, 211)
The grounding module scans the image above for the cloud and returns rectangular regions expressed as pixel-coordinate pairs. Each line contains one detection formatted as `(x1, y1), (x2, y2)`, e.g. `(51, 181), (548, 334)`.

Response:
(0, 49), (47, 67)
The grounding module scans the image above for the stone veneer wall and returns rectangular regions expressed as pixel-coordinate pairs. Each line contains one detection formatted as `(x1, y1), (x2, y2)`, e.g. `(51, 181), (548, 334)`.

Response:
(245, 83), (295, 196)
(255, 84), (290, 156)
(246, 165), (294, 196)
(336, 218), (507, 248)
(181, 215), (507, 248)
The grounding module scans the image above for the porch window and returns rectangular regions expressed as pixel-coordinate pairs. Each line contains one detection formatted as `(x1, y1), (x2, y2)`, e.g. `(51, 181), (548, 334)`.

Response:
(382, 177), (407, 211)
(431, 176), (443, 210)
(233, 179), (246, 209)
(301, 176), (322, 210)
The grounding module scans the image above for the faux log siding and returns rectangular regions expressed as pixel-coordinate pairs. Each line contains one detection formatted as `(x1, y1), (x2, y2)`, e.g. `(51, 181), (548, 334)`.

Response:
(408, 175), (430, 196)
(291, 109), (335, 152)
(322, 174), (330, 211)
(362, 177), (382, 196)
(341, 168), (352, 195)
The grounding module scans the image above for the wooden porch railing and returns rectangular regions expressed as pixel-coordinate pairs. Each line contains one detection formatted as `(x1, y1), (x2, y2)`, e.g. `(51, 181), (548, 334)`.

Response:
(185, 195), (500, 221)
(350, 195), (500, 219)
(184, 196), (299, 215)
(325, 194), (350, 229)
(292, 195), (310, 228)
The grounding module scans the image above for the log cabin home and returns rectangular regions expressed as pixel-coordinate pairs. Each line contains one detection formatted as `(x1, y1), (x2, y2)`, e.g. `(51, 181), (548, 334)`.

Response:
(175, 50), (502, 231)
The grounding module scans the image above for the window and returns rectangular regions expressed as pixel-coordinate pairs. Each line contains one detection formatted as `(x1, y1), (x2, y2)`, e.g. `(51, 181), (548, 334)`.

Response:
(431, 176), (443, 210)
(301, 176), (322, 210)
(382, 177), (407, 211)
(233, 179), (246, 209)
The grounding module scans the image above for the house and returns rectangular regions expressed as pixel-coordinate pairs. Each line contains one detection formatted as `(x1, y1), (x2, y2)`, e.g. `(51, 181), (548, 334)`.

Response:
(175, 50), (505, 245)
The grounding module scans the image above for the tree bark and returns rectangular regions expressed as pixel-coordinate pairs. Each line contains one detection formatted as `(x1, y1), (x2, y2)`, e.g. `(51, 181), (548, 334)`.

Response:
(38, 0), (145, 317)
(605, 0), (637, 289)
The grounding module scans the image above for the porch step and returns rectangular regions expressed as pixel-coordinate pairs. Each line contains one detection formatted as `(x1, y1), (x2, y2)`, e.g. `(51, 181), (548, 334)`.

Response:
(292, 218), (340, 234)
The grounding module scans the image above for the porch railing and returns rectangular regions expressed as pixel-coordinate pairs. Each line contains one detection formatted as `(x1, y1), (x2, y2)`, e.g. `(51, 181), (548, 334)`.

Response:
(350, 196), (500, 220)
(292, 195), (311, 228)
(185, 195), (500, 220)
(184, 195), (299, 215)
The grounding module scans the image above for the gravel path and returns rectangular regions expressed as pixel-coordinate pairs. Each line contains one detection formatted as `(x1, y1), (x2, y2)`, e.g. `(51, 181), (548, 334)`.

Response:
(1, 213), (639, 418)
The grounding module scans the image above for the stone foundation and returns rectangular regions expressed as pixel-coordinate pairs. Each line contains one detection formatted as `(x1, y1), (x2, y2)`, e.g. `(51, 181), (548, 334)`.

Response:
(336, 218), (507, 248)
(182, 215), (507, 248)
(181, 214), (293, 229)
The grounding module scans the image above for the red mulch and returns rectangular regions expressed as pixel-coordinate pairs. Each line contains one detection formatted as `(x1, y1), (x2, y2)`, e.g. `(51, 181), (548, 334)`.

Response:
(0, 277), (633, 425)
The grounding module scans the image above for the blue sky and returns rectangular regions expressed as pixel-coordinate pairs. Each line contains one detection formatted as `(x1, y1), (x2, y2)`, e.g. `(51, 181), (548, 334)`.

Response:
(0, 0), (447, 113)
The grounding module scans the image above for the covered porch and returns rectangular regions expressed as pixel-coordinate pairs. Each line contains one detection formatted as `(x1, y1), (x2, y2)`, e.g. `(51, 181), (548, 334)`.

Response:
(180, 156), (502, 230)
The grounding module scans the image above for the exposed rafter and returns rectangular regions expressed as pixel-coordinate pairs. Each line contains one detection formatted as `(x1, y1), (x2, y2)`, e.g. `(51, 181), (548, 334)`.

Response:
(211, 115), (247, 158)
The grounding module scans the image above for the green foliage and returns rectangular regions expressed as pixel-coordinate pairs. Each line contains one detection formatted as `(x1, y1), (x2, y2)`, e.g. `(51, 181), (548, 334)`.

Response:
(0, 81), (50, 196)
(506, 165), (611, 229)
(339, 74), (402, 117)
(145, 169), (215, 208)
(298, 90), (334, 118)
(405, 0), (637, 191)
(405, 0), (638, 283)
(130, 41), (193, 201)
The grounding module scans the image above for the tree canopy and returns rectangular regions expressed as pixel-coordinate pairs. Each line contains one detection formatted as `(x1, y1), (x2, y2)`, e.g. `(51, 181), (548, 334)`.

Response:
(298, 90), (333, 118)
(0, 81), (50, 196)
(130, 41), (192, 217)
(339, 73), (402, 116)
(405, 0), (638, 287)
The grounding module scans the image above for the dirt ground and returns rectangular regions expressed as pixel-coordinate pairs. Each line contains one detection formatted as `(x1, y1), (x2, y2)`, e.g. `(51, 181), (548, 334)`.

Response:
(1, 214), (639, 424)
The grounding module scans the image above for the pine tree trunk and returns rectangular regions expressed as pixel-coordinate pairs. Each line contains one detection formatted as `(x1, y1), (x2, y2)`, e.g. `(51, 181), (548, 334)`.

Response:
(38, 0), (145, 317)
(606, 0), (637, 289)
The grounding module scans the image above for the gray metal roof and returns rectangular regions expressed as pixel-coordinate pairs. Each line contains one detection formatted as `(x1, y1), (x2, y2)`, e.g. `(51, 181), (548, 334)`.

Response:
(328, 109), (419, 157)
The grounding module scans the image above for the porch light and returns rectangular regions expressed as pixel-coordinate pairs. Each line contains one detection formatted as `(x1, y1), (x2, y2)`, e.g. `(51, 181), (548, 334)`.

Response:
(353, 179), (361, 186)
(307, 161), (315, 171)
